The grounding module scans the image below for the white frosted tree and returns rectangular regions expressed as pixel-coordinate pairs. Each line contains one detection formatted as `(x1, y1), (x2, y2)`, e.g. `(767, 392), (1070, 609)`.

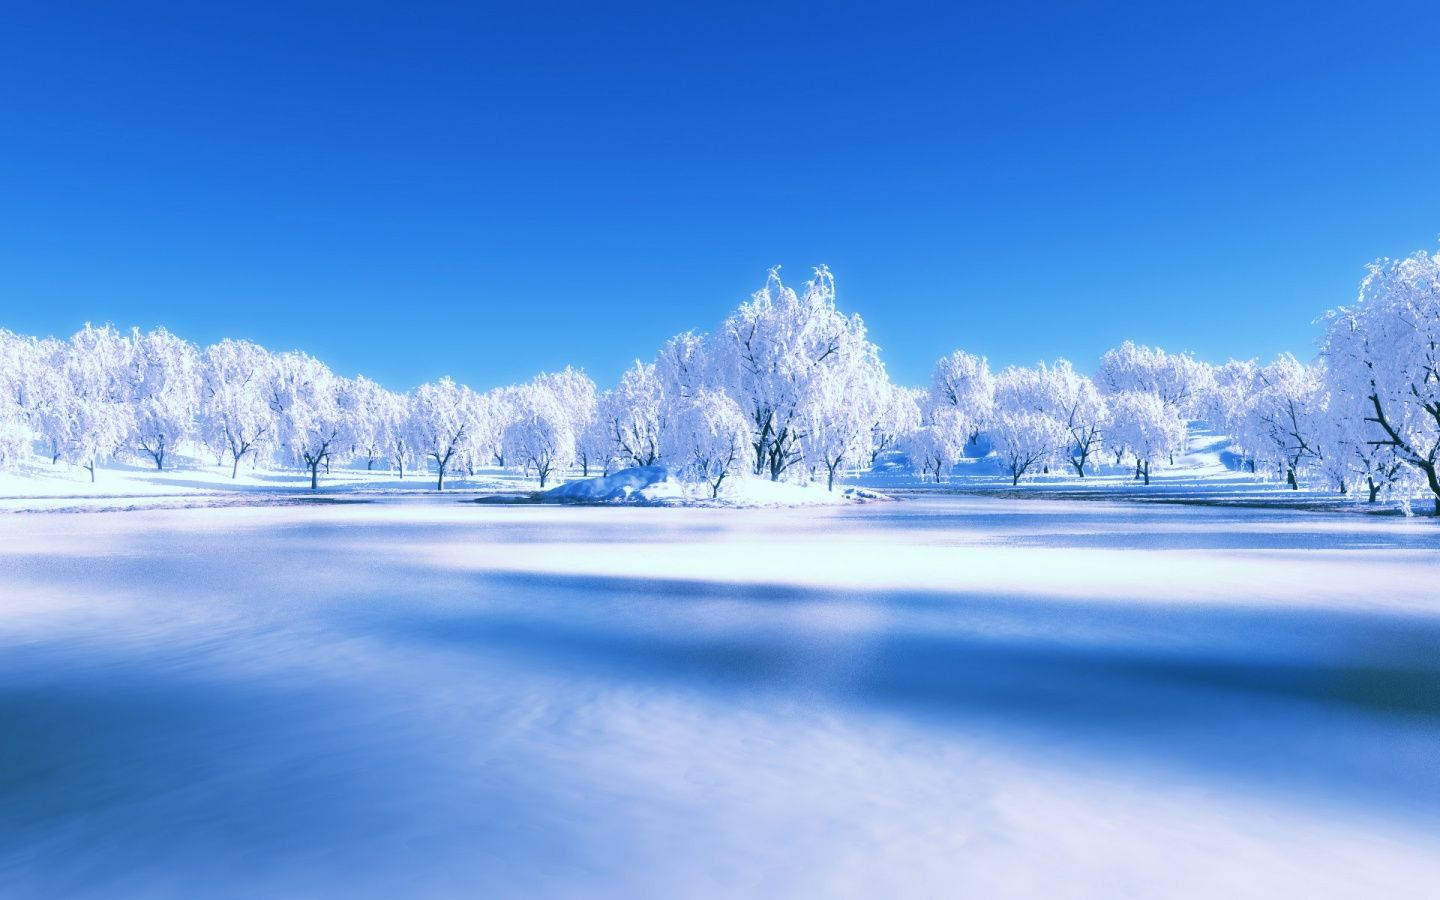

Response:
(801, 342), (889, 490)
(200, 339), (275, 478)
(655, 331), (711, 402)
(536, 367), (598, 474)
(1204, 359), (1260, 471)
(268, 352), (351, 490)
(990, 366), (1069, 483)
(342, 375), (402, 474)
(903, 411), (967, 483)
(988, 410), (1067, 486)
(1107, 391), (1186, 485)
(129, 328), (200, 471)
(56, 324), (134, 481)
(407, 377), (476, 491)
(660, 388), (751, 498)
(1323, 248), (1440, 514)
(599, 361), (664, 468)
(715, 266), (878, 481)
(929, 349), (995, 443)
(1244, 354), (1325, 490)
(1097, 341), (1212, 417)
(870, 383), (923, 466)
(502, 382), (576, 487)
(1039, 360), (1108, 477)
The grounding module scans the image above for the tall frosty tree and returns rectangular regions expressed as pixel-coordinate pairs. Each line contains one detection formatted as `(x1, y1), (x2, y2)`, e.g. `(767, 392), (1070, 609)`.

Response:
(56, 324), (134, 481)
(660, 388), (751, 498)
(200, 339), (275, 478)
(599, 361), (664, 468)
(929, 349), (994, 443)
(1324, 248), (1440, 514)
(989, 366), (1069, 484)
(343, 376), (404, 474)
(407, 377), (476, 491)
(715, 266), (878, 481)
(1245, 354), (1324, 489)
(802, 341), (888, 490)
(1107, 391), (1186, 484)
(268, 352), (351, 490)
(502, 380), (576, 487)
(130, 328), (200, 470)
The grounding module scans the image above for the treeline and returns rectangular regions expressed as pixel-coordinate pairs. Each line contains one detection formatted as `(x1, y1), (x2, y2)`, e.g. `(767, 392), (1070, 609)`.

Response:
(2, 252), (1438, 511)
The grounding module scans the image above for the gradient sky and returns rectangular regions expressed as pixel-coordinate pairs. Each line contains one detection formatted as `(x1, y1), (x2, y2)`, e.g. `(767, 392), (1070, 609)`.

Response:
(3, 1), (1438, 391)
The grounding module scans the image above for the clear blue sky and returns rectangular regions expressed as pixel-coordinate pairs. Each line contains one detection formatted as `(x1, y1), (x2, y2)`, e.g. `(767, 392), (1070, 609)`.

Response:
(2, 1), (1437, 390)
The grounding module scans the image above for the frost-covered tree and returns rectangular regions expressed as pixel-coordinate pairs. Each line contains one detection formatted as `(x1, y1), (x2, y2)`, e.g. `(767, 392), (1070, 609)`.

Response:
(1203, 359), (1260, 470)
(502, 382), (576, 487)
(200, 339), (275, 478)
(268, 352), (351, 489)
(904, 408), (968, 482)
(715, 266), (878, 481)
(655, 331), (711, 402)
(1097, 341), (1212, 417)
(599, 361), (664, 467)
(1245, 354), (1324, 490)
(661, 388), (750, 498)
(536, 367), (598, 473)
(1107, 391), (1186, 485)
(342, 375), (400, 473)
(55, 324), (134, 481)
(929, 349), (994, 443)
(870, 383), (923, 466)
(575, 401), (620, 477)
(129, 328), (200, 470)
(989, 410), (1067, 486)
(989, 366), (1070, 483)
(1323, 248), (1440, 514)
(801, 340), (889, 490)
(1040, 360), (1107, 477)
(407, 377), (476, 491)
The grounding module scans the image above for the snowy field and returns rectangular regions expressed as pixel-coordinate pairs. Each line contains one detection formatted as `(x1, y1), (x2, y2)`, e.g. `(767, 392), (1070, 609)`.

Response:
(1, 495), (1437, 898)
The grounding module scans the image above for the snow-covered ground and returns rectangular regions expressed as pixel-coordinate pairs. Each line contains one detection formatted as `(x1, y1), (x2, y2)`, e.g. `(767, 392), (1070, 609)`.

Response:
(1, 496), (1436, 898)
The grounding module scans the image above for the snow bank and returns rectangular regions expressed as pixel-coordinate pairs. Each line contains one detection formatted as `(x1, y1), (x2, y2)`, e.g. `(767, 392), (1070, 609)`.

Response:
(540, 466), (890, 507)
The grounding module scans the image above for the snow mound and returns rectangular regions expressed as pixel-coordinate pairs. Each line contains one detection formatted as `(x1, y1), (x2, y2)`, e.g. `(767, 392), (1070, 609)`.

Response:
(539, 466), (890, 507)
(541, 465), (679, 503)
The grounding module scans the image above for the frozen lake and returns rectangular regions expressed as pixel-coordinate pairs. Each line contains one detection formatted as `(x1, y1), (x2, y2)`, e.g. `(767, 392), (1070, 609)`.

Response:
(1, 495), (1437, 898)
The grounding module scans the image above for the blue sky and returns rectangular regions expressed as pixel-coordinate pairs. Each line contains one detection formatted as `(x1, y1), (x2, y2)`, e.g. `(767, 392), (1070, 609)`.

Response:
(2, 1), (1438, 390)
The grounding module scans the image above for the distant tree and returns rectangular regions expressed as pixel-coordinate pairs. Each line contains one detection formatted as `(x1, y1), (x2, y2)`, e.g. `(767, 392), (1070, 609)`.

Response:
(600, 361), (664, 467)
(502, 383), (576, 487)
(268, 352), (351, 490)
(407, 377), (476, 491)
(661, 388), (751, 498)
(129, 328), (200, 470)
(1106, 391), (1186, 485)
(715, 266), (878, 480)
(200, 339), (274, 478)
(56, 325), (134, 481)
(929, 349), (994, 443)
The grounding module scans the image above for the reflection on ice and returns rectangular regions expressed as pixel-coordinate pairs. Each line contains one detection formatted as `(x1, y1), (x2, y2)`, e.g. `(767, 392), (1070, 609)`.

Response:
(1, 496), (1437, 898)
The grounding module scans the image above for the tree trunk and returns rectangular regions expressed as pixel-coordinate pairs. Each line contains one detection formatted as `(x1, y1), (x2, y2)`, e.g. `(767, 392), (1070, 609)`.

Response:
(1142, 460), (1150, 485)
(1286, 468), (1298, 490)
(436, 466), (445, 491)
(86, 462), (95, 482)
(231, 455), (241, 479)
(1073, 459), (1085, 477)
(1134, 459), (1142, 480)
(1367, 477), (1379, 503)
(1011, 469), (1020, 486)
(310, 462), (319, 490)
(367, 458), (374, 471)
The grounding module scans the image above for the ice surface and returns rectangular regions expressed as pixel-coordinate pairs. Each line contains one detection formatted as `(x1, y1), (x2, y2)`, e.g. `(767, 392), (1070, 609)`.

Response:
(0, 496), (1437, 898)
